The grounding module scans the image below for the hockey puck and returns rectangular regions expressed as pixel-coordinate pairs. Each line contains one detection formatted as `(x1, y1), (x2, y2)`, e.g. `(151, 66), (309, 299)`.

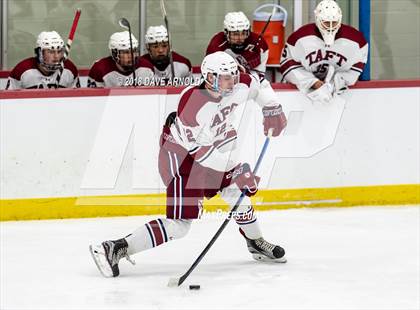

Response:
(189, 285), (200, 290)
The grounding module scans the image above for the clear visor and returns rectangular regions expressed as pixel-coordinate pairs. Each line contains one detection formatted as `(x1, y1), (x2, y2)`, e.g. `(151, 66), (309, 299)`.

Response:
(209, 71), (239, 97)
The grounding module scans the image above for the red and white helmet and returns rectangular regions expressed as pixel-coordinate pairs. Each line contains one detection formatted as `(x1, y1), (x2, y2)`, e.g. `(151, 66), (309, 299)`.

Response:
(224, 11), (250, 32)
(109, 31), (139, 51)
(145, 25), (169, 44)
(201, 51), (239, 96)
(314, 0), (342, 46)
(35, 31), (64, 72)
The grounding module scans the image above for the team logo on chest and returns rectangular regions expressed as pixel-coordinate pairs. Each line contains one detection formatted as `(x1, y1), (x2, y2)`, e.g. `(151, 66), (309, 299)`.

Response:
(211, 103), (238, 128)
(306, 49), (347, 67)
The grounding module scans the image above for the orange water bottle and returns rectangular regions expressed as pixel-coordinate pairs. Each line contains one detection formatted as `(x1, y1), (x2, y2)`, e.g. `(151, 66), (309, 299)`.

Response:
(253, 4), (288, 65)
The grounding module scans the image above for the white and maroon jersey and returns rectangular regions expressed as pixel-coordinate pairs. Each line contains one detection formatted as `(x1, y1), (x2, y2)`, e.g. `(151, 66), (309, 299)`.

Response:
(5, 57), (80, 90)
(87, 56), (144, 88)
(206, 32), (269, 79)
(136, 52), (192, 86)
(280, 23), (368, 92)
(169, 73), (279, 171)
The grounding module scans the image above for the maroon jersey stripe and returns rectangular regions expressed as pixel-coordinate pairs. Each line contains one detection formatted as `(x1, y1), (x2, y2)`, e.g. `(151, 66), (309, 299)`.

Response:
(149, 220), (164, 246)
(352, 62), (365, 70)
(279, 59), (302, 74)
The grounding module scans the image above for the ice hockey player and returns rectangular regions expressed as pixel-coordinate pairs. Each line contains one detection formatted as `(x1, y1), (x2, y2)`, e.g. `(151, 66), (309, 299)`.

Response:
(279, 0), (368, 104)
(5, 31), (80, 89)
(206, 11), (269, 81)
(89, 51), (288, 278)
(87, 31), (140, 87)
(136, 25), (193, 86)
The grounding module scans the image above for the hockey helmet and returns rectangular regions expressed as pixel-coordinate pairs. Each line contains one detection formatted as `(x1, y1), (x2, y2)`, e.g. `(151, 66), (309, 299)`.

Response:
(145, 25), (169, 44)
(201, 51), (239, 97)
(224, 12), (250, 52)
(109, 31), (139, 51)
(314, 0), (342, 46)
(109, 31), (139, 70)
(224, 11), (250, 32)
(145, 25), (170, 69)
(35, 31), (65, 72)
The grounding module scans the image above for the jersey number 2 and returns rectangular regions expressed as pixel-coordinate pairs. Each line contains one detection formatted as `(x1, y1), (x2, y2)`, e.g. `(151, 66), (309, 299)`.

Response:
(185, 129), (195, 142)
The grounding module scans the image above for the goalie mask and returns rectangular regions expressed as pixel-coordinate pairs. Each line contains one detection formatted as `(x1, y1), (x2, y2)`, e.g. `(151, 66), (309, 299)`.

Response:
(314, 0), (342, 46)
(201, 52), (239, 97)
(34, 31), (65, 73)
(145, 25), (170, 70)
(224, 11), (250, 53)
(109, 31), (139, 71)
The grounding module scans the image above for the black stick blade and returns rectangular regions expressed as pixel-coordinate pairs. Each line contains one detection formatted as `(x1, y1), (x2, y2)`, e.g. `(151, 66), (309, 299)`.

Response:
(119, 18), (130, 29)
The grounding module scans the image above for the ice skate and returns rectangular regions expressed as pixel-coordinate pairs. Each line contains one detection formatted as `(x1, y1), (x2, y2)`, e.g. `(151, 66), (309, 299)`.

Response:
(89, 238), (135, 277)
(240, 229), (287, 263)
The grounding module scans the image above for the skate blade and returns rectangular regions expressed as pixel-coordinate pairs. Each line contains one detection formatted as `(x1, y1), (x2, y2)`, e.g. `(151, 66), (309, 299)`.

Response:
(252, 253), (287, 263)
(89, 244), (114, 278)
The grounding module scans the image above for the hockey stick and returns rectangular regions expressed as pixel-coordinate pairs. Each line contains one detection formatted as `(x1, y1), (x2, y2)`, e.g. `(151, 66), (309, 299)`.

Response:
(119, 18), (137, 87)
(55, 8), (81, 87)
(168, 129), (274, 287)
(160, 0), (176, 79)
(255, 4), (276, 48)
(65, 8), (82, 60)
(246, 3), (277, 78)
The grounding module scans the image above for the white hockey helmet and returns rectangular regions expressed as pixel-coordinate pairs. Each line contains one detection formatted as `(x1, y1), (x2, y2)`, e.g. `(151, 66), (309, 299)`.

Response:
(314, 0), (342, 46)
(145, 25), (169, 44)
(108, 31), (139, 51)
(109, 31), (139, 70)
(201, 51), (239, 96)
(224, 11), (250, 32)
(35, 31), (64, 72)
(36, 31), (64, 50)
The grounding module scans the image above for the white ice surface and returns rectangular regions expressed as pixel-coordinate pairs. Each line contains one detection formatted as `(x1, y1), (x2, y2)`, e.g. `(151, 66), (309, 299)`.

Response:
(1, 206), (419, 310)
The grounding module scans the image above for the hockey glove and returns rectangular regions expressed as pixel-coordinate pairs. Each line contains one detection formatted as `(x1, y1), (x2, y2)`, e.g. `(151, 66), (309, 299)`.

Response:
(236, 50), (261, 70)
(307, 82), (333, 105)
(262, 104), (287, 137)
(242, 50), (261, 68)
(229, 163), (260, 197)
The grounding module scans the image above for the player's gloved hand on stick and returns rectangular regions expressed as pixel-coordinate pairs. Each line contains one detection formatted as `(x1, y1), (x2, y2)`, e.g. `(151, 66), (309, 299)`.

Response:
(229, 163), (260, 196)
(241, 50), (261, 68)
(236, 51), (261, 71)
(262, 104), (287, 137)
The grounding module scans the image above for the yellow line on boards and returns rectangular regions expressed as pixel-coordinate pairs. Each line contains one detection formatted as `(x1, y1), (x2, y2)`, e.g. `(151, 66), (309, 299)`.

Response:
(1, 184), (419, 221)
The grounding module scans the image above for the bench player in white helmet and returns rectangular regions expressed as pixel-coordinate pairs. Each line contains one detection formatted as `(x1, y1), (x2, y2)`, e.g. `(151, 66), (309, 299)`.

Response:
(280, 0), (368, 104)
(88, 31), (141, 87)
(136, 25), (192, 86)
(89, 52), (288, 278)
(206, 11), (269, 81)
(5, 31), (80, 89)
